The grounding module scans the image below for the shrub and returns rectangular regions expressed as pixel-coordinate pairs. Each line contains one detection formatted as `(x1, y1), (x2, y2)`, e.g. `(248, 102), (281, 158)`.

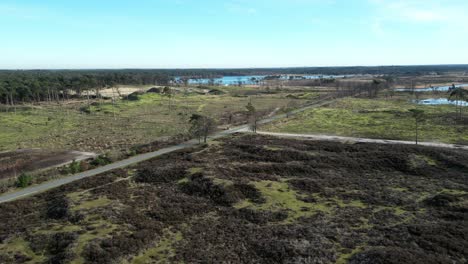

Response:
(46, 195), (70, 219)
(91, 155), (111, 167)
(16, 173), (32, 188)
(80, 161), (90, 171)
(69, 160), (81, 174)
(136, 165), (187, 184)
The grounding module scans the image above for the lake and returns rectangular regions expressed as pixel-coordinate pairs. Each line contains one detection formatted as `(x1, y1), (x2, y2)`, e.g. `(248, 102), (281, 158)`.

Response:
(175, 74), (356, 86)
(415, 98), (468, 106)
(396, 84), (468, 92)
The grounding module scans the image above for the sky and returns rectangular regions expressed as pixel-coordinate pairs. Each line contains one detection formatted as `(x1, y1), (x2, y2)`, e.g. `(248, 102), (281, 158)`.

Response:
(1, 0), (467, 69)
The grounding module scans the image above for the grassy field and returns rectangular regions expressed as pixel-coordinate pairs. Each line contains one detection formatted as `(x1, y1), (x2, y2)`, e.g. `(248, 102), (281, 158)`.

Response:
(0, 134), (466, 263)
(0, 87), (313, 152)
(263, 94), (468, 144)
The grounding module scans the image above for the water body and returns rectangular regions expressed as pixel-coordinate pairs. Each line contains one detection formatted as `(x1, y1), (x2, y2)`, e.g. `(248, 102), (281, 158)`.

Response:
(415, 98), (468, 106)
(175, 74), (356, 86)
(396, 84), (468, 92)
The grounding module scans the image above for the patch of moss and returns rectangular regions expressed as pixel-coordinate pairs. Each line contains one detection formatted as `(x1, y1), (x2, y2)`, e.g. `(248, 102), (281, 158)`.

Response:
(440, 188), (468, 195)
(177, 178), (190, 184)
(34, 223), (82, 235)
(71, 196), (112, 211)
(235, 180), (332, 223)
(409, 154), (438, 169)
(333, 197), (367, 209)
(187, 167), (204, 175)
(374, 206), (408, 216)
(70, 215), (119, 264)
(389, 187), (409, 192)
(263, 145), (283, 151)
(212, 178), (234, 186)
(336, 245), (365, 264)
(0, 237), (46, 263)
(131, 229), (183, 264)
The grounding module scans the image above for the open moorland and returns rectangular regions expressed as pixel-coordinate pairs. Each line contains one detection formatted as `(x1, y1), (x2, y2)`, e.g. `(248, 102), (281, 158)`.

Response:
(1, 134), (467, 263)
(0, 86), (317, 153)
(264, 92), (468, 144)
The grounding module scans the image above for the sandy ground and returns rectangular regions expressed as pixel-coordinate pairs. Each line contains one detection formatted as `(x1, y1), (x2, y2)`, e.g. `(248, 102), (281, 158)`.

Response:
(256, 131), (468, 151)
(0, 149), (96, 180)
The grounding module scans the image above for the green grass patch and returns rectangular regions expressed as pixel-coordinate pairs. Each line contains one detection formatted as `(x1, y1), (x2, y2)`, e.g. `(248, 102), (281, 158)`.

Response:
(0, 237), (46, 263)
(409, 154), (438, 168)
(0, 91), (306, 152)
(131, 228), (183, 264)
(264, 97), (468, 144)
(336, 245), (365, 264)
(333, 197), (367, 209)
(440, 188), (468, 195)
(263, 145), (283, 151)
(72, 196), (112, 211)
(70, 215), (119, 264)
(235, 180), (332, 223)
(187, 167), (203, 175)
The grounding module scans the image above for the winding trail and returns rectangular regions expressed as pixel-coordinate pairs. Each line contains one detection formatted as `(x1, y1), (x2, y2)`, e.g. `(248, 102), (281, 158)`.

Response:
(0, 97), (333, 204)
(256, 131), (468, 151)
(1, 95), (466, 203)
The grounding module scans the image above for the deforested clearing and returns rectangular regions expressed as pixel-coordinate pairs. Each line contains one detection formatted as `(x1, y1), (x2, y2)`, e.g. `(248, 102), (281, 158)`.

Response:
(0, 134), (467, 263)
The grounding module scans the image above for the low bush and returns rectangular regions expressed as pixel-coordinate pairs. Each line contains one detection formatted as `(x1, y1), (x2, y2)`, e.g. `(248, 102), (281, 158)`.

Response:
(136, 165), (187, 184)
(91, 155), (111, 167)
(69, 160), (81, 174)
(16, 173), (32, 188)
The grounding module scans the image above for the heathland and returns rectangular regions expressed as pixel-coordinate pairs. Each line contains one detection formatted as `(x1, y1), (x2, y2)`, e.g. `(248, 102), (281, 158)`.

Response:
(0, 134), (466, 263)
(263, 92), (468, 144)
(0, 87), (315, 152)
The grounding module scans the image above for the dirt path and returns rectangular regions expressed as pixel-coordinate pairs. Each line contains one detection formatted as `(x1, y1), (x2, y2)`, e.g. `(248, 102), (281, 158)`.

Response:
(256, 131), (468, 151)
(7, 93), (465, 204)
(0, 96), (342, 204)
(0, 150), (97, 180)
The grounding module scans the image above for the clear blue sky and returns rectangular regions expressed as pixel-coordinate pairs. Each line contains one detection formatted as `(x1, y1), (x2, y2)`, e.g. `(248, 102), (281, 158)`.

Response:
(1, 0), (467, 69)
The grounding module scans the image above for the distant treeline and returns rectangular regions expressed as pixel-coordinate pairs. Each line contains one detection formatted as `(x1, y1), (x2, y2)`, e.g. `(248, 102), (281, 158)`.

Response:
(0, 70), (171, 105)
(163, 65), (468, 77)
(1, 65), (467, 104)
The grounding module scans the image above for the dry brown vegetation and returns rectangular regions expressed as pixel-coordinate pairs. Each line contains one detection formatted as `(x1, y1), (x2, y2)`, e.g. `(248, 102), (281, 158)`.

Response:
(0, 149), (91, 180)
(0, 134), (467, 263)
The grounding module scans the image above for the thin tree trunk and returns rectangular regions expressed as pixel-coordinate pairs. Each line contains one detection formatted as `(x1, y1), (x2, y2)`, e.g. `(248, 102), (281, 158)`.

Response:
(415, 121), (419, 145)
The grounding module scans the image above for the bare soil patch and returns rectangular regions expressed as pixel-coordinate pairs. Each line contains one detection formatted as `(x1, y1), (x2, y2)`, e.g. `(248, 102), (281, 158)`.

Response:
(0, 149), (95, 180)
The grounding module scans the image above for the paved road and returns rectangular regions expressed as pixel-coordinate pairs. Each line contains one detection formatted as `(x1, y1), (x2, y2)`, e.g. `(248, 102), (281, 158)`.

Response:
(257, 131), (468, 151)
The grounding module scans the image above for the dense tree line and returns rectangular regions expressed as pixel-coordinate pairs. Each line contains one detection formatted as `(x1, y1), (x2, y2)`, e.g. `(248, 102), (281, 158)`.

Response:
(1, 65), (467, 104)
(154, 64), (468, 77)
(0, 70), (171, 104)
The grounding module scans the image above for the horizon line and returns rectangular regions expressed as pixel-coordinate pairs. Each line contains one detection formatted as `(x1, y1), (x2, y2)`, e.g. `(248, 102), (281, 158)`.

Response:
(1, 64), (468, 71)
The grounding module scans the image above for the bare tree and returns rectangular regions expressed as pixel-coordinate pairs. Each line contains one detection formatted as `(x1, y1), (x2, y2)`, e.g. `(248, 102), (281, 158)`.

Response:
(246, 101), (257, 133)
(409, 109), (425, 145)
(189, 114), (216, 143)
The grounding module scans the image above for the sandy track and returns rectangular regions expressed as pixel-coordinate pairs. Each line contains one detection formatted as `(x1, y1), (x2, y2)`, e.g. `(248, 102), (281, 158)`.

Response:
(256, 131), (468, 151)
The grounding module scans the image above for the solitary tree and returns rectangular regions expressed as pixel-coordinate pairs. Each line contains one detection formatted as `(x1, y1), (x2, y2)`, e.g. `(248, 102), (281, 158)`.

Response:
(409, 109), (425, 145)
(189, 114), (215, 143)
(448, 86), (468, 120)
(246, 101), (257, 133)
(162, 86), (173, 110)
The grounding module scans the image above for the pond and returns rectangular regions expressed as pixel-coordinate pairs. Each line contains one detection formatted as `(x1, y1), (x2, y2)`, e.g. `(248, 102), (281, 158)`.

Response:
(175, 74), (356, 86)
(396, 84), (468, 92)
(414, 98), (468, 106)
